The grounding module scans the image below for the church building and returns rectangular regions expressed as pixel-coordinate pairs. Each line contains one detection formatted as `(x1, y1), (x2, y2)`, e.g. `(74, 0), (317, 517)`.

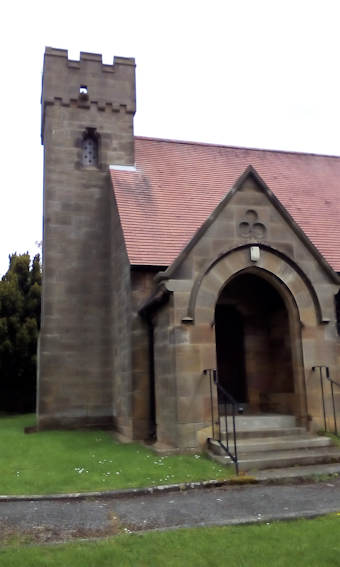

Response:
(38, 47), (340, 460)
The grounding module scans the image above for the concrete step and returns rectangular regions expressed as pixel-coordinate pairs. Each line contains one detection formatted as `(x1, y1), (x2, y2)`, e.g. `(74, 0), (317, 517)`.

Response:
(208, 446), (340, 472)
(220, 414), (297, 431)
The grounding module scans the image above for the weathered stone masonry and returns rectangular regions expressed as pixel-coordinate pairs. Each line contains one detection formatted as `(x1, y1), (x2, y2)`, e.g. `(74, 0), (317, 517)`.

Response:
(38, 48), (340, 453)
(151, 171), (340, 448)
(39, 48), (135, 429)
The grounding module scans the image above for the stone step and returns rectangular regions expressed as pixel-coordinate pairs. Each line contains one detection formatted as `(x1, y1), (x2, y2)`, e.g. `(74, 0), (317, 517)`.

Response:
(254, 462), (340, 481)
(238, 435), (331, 454)
(234, 427), (307, 440)
(207, 414), (340, 473)
(239, 447), (340, 472)
(209, 434), (332, 456)
(208, 446), (340, 472)
(220, 414), (296, 431)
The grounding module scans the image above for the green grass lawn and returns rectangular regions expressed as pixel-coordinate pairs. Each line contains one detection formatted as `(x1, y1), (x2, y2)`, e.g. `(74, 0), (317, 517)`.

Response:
(0, 414), (232, 495)
(1, 515), (340, 566)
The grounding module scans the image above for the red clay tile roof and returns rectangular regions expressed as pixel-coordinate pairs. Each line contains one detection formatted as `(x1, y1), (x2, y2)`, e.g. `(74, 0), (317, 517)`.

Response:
(110, 137), (340, 271)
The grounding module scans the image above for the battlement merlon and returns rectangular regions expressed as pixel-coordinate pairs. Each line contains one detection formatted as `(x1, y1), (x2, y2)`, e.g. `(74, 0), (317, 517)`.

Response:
(41, 47), (136, 143)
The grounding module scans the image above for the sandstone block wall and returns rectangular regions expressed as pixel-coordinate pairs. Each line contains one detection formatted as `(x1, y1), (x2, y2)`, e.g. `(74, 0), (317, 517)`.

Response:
(110, 191), (133, 437)
(39, 48), (135, 428)
(130, 270), (158, 440)
(152, 171), (340, 448)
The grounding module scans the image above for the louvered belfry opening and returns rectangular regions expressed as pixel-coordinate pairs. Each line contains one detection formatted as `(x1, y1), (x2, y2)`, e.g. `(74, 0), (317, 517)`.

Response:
(82, 128), (98, 167)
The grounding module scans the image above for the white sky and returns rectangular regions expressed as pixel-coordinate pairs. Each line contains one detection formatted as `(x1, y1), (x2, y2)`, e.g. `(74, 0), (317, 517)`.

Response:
(1, 0), (340, 276)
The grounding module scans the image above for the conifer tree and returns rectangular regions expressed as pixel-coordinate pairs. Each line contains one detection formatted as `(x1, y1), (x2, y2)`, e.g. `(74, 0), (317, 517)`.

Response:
(0, 253), (41, 412)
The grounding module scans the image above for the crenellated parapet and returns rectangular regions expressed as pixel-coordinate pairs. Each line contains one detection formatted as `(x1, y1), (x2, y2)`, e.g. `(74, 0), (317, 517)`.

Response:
(41, 47), (136, 142)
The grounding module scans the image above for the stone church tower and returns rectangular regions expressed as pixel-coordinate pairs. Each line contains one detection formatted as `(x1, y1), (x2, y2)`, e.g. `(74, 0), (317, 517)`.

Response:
(39, 48), (136, 428)
(38, 48), (340, 467)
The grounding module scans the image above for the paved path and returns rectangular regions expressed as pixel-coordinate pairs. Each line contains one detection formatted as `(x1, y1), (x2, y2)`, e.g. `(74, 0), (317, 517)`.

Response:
(1, 479), (340, 542)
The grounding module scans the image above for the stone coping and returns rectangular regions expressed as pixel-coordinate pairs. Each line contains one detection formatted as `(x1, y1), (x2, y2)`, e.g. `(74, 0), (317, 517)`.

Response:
(1, 463), (340, 503)
(0, 479), (237, 503)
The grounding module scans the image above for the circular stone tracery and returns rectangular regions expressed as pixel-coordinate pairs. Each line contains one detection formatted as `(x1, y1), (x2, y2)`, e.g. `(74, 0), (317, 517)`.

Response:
(238, 209), (266, 239)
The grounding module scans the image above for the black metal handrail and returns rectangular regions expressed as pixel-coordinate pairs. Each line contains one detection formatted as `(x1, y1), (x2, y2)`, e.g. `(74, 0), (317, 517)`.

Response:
(203, 368), (239, 474)
(312, 365), (340, 437)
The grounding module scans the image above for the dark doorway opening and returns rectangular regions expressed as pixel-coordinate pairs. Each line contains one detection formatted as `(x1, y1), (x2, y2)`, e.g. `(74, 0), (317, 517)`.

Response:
(215, 305), (247, 403)
(215, 272), (294, 414)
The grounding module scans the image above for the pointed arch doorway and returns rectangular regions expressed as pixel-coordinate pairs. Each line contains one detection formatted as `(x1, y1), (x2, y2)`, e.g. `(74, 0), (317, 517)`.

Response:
(215, 271), (296, 414)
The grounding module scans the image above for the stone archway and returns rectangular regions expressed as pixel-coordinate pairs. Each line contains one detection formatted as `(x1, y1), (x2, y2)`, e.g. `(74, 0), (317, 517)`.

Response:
(186, 245), (323, 424)
(215, 271), (295, 414)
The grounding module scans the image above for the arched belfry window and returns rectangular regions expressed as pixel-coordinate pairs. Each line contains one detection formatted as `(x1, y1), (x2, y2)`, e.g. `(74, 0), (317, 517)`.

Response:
(82, 128), (98, 167)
